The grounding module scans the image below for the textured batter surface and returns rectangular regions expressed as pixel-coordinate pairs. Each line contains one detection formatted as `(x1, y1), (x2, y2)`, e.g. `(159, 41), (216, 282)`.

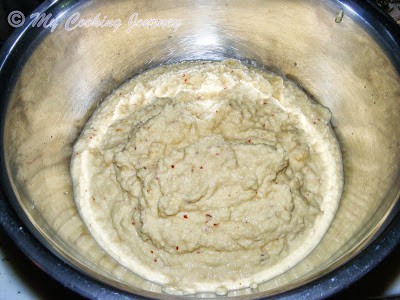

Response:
(71, 60), (343, 294)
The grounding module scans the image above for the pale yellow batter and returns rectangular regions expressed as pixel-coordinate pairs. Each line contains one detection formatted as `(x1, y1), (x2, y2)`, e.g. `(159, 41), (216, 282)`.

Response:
(71, 60), (343, 294)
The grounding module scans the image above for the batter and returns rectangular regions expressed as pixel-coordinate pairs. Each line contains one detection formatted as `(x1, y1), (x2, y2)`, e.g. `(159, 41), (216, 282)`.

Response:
(71, 60), (343, 294)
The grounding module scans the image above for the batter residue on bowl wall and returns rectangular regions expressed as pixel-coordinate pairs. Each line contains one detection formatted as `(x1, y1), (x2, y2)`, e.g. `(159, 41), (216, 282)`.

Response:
(71, 59), (343, 294)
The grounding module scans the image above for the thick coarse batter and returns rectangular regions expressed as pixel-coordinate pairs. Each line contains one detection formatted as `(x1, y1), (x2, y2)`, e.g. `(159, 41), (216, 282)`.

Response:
(71, 60), (343, 294)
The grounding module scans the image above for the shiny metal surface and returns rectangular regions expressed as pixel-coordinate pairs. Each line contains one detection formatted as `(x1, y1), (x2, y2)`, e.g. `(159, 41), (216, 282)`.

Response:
(0, 0), (400, 298)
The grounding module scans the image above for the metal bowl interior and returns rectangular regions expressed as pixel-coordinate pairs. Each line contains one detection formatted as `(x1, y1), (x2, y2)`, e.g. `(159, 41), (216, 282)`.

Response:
(0, 0), (400, 298)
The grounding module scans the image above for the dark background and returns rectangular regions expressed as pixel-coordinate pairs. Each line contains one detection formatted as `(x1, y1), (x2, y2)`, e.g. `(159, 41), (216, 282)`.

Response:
(0, 0), (399, 299)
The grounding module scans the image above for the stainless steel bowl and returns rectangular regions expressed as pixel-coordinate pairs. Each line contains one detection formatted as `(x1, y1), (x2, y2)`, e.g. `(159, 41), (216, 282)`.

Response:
(0, 0), (399, 299)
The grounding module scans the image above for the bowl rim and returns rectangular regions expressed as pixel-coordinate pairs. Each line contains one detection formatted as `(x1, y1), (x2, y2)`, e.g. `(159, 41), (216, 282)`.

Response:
(0, 0), (399, 299)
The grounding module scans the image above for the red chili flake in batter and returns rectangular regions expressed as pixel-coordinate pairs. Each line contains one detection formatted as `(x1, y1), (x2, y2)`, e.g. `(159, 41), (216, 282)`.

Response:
(154, 259), (157, 262)
(171, 165), (175, 169)
(213, 223), (219, 227)
(176, 246), (179, 250)
(150, 250), (154, 254)
(200, 166), (203, 170)
(247, 139), (251, 143)
(183, 214), (188, 219)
